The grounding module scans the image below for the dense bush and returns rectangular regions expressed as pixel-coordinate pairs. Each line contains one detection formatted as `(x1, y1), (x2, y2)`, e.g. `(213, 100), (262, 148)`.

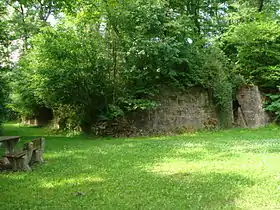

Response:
(265, 91), (280, 123)
(0, 69), (8, 133)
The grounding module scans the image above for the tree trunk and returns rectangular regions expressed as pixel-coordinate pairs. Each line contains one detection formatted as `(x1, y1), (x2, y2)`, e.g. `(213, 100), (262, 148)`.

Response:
(258, 0), (264, 12)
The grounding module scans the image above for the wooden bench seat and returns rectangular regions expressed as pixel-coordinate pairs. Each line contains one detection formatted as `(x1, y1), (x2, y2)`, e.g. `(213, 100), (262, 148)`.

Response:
(5, 151), (26, 158)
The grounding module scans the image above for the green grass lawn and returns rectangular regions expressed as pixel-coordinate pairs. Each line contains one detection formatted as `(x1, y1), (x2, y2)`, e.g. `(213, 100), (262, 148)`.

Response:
(1, 123), (280, 209)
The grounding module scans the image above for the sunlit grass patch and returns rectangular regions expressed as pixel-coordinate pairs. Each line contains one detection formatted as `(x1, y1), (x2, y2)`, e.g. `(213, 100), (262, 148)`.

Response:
(146, 158), (191, 175)
(39, 176), (105, 189)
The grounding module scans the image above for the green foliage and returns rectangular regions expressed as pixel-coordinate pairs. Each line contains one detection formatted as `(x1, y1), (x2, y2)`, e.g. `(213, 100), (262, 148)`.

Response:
(12, 24), (113, 129)
(222, 11), (280, 88)
(0, 76), (5, 133)
(264, 92), (280, 123)
(200, 45), (235, 127)
(7, 0), (239, 131)
(0, 2), (10, 65)
(7, 0), (280, 132)
(3, 0), (75, 50)
(0, 67), (9, 133)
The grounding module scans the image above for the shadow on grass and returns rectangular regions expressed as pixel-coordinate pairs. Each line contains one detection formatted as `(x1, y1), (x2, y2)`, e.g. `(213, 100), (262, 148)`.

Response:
(0, 164), (255, 209)
(145, 171), (254, 209)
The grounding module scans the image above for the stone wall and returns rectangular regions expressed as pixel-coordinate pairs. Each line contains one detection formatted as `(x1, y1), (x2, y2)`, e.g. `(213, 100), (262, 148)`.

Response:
(235, 86), (271, 128)
(131, 86), (271, 134)
(21, 107), (53, 127)
(22, 117), (39, 126)
(132, 88), (220, 133)
(23, 86), (271, 134)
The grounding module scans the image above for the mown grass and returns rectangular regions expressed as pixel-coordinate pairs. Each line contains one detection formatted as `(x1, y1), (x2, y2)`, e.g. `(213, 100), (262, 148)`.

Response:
(1, 123), (280, 209)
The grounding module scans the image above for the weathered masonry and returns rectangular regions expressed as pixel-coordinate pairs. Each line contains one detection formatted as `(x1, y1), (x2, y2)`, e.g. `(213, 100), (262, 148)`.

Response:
(131, 86), (271, 133)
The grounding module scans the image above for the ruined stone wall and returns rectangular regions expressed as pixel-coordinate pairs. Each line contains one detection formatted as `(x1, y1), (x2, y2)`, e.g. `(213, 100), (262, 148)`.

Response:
(132, 88), (220, 133)
(131, 86), (271, 134)
(235, 86), (271, 128)
(23, 86), (271, 134)
(21, 107), (53, 127)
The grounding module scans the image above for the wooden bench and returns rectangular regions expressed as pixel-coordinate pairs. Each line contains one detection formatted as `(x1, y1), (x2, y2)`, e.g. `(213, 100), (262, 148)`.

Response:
(5, 150), (30, 171)
(3, 137), (45, 171)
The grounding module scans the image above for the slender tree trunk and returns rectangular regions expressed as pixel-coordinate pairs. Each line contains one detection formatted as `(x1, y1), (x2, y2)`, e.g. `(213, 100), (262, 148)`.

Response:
(188, 0), (200, 35)
(194, 4), (200, 35)
(112, 38), (117, 104)
(20, 4), (28, 51)
(258, 0), (264, 12)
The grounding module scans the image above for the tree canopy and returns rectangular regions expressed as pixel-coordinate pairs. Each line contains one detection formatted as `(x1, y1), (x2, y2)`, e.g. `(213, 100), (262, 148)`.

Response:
(1, 0), (280, 131)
